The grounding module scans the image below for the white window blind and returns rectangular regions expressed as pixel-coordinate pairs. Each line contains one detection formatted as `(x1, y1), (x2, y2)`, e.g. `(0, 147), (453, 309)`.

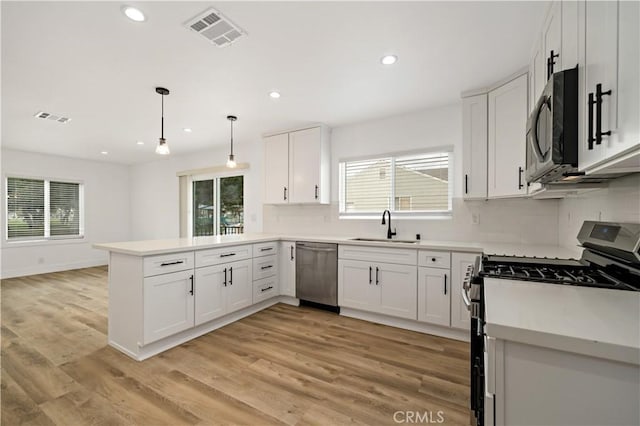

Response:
(340, 151), (452, 217)
(6, 177), (83, 241)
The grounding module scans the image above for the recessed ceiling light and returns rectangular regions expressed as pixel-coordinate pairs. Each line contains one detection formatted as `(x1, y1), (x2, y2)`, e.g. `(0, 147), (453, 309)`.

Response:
(269, 91), (281, 99)
(381, 55), (398, 65)
(101, 151), (108, 155)
(136, 141), (144, 145)
(122, 6), (146, 22)
(183, 128), (192, 133)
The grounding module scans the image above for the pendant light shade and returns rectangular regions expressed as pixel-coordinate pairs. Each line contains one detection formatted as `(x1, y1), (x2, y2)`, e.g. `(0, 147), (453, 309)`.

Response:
(155, 87), (170, 155)
(226, 115), (237, 168)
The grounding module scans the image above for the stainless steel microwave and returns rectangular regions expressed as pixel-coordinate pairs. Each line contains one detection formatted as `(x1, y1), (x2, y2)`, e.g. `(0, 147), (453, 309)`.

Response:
(526, 67), (579, 184)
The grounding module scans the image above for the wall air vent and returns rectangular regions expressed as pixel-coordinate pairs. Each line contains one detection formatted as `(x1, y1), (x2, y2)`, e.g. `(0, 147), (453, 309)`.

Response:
(184, 7), (246, 48)
(34, 111), (71, 124)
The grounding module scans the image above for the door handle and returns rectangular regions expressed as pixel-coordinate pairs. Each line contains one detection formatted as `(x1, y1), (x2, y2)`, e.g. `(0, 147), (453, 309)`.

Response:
(223, 268), (227, 287)
(229, 267), (233, 285)
(595, 83), (612, 145)
(375, 267), (379, 285)
(189, 275), (194, 295)
(444, 274), (447, 295)
(518, 166), (524, 190)
(369, 266), (372, 284)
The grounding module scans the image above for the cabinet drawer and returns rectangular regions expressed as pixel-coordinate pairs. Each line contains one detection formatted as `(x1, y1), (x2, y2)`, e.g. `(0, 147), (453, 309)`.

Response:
(253, 254), (278, 280)
(143, 252), (194, 277)
(253, 276), (278, 303)
(339, 245), (417, 266)
(253, 242), (279, 257)
(195, 245), (251, 268)
(418, 250), (451, 269)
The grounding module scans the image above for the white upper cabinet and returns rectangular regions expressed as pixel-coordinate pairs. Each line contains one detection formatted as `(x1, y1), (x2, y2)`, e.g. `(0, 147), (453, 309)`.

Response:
(462, 94), (488, 200)
(579, 0), (639, 174)
(529, 35), (545, 115)
(263, 133), (290, 204)
(488, 74), (529, 198)
(263, 126), (330, 205)
(542, 1), (562, 80)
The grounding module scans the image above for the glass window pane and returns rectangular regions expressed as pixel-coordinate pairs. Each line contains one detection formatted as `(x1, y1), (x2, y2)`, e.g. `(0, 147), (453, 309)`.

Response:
(50, 181), (80, 236)
(394, 153), (449, 211)
(343, 158), (392, 212)
(193, 180), (215, 236)
(219, 176), (244, 235)
(7, 178), (45, 239)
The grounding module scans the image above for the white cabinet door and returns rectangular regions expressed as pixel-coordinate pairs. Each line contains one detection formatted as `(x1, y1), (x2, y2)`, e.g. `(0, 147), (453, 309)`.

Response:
(610, 1), (639, 161)
(561, 0), (579, 70)
(450, 253), (477, 330)
(279, 241), (296, 297)
(226, 259), (253, 313)
(417, 267), (450, 327)
(580, 0), (618, 171)
(488, 74), (528, 198)
(542, 1), (562, 80)
(376, 263), (417, 320)
(529, 36), (545, 115)
(462, 94), (488, 200)
(289, 127), (322, 204)
(338, 259), (378, 312)
(194, 265), (226, 326)
(264, 133), (289, 204)
(143, 270), (194, 344)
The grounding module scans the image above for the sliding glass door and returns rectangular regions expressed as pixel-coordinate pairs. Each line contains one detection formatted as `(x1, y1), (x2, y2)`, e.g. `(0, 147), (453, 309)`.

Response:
(192, 175), (244, 237)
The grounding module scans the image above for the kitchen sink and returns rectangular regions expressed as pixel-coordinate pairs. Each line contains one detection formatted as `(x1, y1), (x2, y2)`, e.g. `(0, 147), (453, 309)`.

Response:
(350, 237), (419, 244)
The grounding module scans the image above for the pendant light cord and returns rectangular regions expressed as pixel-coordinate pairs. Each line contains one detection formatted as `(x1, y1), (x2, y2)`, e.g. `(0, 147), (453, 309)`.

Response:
(161, 94), (164, 140)
(230, 119), (234, 156)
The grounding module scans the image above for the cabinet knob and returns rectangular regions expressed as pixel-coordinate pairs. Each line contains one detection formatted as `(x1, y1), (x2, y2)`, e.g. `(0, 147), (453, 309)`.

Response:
(432, 257), (436, 262)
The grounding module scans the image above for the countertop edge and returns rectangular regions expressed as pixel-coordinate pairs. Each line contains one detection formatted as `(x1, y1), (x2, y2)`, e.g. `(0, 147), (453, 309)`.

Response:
(485, 323), (640, 366)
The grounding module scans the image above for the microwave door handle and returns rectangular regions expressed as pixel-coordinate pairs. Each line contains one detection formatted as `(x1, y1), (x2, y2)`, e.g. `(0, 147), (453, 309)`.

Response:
(530, 95), (550, 163)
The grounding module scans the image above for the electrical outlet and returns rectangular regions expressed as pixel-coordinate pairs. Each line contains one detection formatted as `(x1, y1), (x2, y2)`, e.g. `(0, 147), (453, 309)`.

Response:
(472, 213), (480, 225)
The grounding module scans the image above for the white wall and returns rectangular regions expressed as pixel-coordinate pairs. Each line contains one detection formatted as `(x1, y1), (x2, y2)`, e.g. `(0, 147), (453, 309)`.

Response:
(1, 149), (131, 278)
(558, 174), (640, 250)
(264, 104), (562, 246)
(129, 141), (263, 240)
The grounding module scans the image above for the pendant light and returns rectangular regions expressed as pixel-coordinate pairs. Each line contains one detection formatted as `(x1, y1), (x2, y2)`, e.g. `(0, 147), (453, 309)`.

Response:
(155, 87), (170, 155)
(226, 115), (237, 168)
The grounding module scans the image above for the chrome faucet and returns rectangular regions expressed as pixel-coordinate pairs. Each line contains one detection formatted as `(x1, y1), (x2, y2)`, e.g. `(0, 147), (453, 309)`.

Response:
(381, 210), (397, 240)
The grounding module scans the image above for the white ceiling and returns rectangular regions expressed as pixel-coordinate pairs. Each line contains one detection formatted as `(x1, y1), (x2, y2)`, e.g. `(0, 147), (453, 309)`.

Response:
(2, 1), (548, 165)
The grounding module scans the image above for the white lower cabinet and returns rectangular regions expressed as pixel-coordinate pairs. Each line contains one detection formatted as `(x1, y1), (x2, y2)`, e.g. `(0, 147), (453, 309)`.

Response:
(450, 252), (477, 330)
(143, 269), (195, 344)
(417, 267), (450, 327)
(338, 258), (417, 320)
(194, 259), (252, 326)
(279, 241), (296, 297)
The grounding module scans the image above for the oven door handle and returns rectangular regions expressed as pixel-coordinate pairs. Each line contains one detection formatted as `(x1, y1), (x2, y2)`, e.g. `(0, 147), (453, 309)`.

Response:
(462, 284), (472, 310)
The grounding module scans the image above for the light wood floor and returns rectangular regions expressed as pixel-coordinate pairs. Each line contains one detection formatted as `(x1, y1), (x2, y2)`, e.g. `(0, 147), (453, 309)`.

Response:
(1, 266), (471, 425)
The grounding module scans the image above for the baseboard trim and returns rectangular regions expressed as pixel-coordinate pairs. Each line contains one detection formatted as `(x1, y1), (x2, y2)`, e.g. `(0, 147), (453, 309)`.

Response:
(340, 307), (469, 342)
(1, 260), (107, 279)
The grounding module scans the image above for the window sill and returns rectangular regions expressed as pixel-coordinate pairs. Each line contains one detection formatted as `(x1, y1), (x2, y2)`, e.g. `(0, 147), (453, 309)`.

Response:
(3, 237), (87, 249)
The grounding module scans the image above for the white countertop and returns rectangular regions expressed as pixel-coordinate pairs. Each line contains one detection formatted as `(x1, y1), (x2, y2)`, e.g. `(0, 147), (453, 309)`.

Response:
(484, 278), (640, 365)
(93, 233), (582, 259)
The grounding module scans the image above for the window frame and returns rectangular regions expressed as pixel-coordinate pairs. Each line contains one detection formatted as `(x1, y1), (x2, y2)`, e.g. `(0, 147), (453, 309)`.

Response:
(4, 174), (85, 243)
(338, 148), (454, 220)
(186, 170), (246, 238)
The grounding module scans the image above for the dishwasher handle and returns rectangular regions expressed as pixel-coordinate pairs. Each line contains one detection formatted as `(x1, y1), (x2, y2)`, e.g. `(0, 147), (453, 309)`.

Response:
(296, 244), (337, 253)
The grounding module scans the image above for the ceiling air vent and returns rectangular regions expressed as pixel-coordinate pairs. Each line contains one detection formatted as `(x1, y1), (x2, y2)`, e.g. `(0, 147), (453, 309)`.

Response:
(184, 7), (246, 48)
(34, 111), (71, 124)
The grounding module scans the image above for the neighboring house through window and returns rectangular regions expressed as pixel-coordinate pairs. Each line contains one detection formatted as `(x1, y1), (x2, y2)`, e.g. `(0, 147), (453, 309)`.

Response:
(6, 176), (84, 241)
(339, 150), (453, 218)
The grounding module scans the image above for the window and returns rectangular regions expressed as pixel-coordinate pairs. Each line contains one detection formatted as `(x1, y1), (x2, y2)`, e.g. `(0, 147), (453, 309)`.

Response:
(6, 177), (83, 241)
(191, 175), (244, 237)
(339, 151), (452, 218)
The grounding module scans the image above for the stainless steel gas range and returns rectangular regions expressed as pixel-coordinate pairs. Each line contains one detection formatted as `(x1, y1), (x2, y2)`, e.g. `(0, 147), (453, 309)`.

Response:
(463, 221), (640, 426)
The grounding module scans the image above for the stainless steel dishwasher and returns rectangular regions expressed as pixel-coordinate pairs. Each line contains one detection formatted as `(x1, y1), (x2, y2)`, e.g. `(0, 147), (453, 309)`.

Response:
(296, 242), (338, 310)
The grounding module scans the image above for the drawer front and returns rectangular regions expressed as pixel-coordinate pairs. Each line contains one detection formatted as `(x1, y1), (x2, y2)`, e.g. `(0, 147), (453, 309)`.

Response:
(253, 276), (278, 303)
(338, 245), (417, 266)
(195, 245), (252, 268)
(253, 241), (279, 257)
(253, 254), (278, 280)
(144, 252), (194, 277)
(418, 250), (451, 269)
